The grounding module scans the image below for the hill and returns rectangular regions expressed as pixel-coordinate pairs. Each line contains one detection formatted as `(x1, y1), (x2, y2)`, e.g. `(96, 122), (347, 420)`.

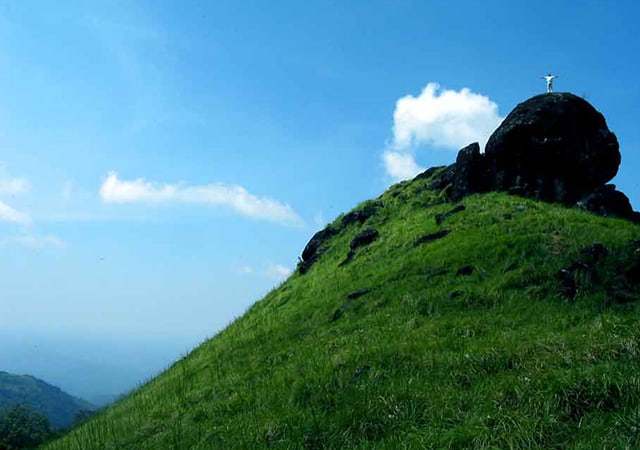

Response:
(44, 185), (640, 448)
(0, 371), (94, 429)
(44, 93), (640, 448)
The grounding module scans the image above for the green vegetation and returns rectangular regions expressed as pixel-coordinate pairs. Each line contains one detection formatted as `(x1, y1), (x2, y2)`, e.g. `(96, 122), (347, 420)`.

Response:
(44, 171), (640, 449)
(0, 372), (94, 430)
(0, 404), (52, 449)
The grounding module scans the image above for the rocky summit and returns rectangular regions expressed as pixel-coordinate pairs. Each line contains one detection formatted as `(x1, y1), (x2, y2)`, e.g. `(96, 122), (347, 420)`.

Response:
(432, 92), (638, 222)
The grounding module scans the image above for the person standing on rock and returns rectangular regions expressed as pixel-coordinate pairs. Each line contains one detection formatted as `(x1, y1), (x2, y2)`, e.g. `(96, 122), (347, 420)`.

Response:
(542, 74), (558, 93)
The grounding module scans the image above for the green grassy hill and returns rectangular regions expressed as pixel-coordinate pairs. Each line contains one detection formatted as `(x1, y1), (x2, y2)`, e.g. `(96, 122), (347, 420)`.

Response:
(0, 371), (94, 430)
(44, 168), (640, 449)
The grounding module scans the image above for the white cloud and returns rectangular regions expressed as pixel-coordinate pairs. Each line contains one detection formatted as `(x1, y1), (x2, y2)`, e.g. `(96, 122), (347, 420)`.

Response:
(233, 264), (255, 275)
(383, 151), (425, 181)
(2, 235), (66, 249)
(384, 82), (503, 181)
(0, 177), (30, 195)
(0, 200), (31, 225)
(392, 83), (502, 151)
(265, 264), (292, 281)
(233, 263), (292, 281)
(99, 172), (302, 226)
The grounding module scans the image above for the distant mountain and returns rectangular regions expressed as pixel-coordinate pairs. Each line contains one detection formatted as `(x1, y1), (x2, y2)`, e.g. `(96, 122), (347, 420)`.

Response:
(0, 371), (95, 429)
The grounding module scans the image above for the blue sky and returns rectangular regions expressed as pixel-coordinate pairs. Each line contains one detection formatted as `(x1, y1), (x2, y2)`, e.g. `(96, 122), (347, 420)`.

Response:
(1, 0), (640, 400)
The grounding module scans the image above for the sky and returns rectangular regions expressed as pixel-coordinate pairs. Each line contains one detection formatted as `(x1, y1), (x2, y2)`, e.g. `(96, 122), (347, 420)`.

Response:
(1, 0), (640, 401)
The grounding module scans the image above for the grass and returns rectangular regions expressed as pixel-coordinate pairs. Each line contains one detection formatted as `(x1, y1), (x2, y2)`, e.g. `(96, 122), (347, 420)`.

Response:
(44, 170), (640, 449)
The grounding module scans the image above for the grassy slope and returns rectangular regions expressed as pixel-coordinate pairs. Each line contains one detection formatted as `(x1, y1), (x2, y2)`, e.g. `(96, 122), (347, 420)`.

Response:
(45, 171), (640, 449)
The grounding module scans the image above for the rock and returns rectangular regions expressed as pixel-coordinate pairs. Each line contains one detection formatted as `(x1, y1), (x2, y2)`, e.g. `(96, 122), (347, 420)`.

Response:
(577, 185), (636, 220)
(301, 226), (340, 262)
(340, 228), (379, 266)
(485, 93), (620, 203)
(414, 229), (450, 247)
(299, 226), (341, 274)
(557, 261), (594, 300)
(415, 166), (445, 181)
(347, 289), (371, 300)
(580, 243), (608, 263)
(421, 92), (639, 223)
(331, 308), (344, 322)
(298, 256), (318, 275)
(350, 228), (379, 250)
(450, 143), (489, 202)
(341, 201), (383, 226)
(456, 265), (475, 276)
(557, 268), (577, 299)
(430, 163), (456, 192)
(435, 205), (466, 226)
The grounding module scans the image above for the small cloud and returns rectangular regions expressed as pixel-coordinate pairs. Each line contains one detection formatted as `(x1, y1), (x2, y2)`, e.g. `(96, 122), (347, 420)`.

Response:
(264, 264), (292, 281)
(233, 264), (255, 275)
(99, 172), (302, 226)
(2, 235), (66, 249)
(0, 177), (30, 196)
(0, 169), (30, 196)
(382, 151), (425, 181)
(384, 82), (503, 181)
(0, 200), (31, 225)
(234, 262), (292, 281)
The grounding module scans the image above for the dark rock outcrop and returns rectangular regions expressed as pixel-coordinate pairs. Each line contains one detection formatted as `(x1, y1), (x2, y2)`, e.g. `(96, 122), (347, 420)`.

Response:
(347, 288), (371, 300)
(576, 185), (635, 219)
(301, 226), (340, 262)
(450, 143), (490, 202)
(299, 226), (340, 274)
(485, 92), (620, 202)
(341, 228), (379, 265)
(556, 240), (640, 303)
(414, 229), (450, 247)
(341, 201), (383, 226)
(421, 92), (638, 223)
(350, 228), (379, 250)
(456, 265), (475, 276)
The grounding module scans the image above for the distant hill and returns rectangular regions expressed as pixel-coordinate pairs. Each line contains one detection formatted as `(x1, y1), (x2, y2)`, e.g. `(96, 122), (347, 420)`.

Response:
(45, 94), (640, 449)
(0, 371), (95, 429)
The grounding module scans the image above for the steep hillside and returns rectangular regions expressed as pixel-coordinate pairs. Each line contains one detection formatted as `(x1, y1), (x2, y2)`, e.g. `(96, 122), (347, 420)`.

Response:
(0, 371), (94, 429)
(44, 167), (640, 448)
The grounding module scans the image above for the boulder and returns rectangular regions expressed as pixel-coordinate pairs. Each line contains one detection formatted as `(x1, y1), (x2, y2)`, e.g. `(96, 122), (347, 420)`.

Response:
(577, 185), (636, 221)
(450, 143), (489, 202)
(299, 226), (340, 274)
(484, 92), (620, 202)
(425, 92), (637, 222)
(301, 226), (340, 262)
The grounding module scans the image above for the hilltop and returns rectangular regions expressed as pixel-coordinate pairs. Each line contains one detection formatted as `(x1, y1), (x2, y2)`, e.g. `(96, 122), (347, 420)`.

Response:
(45, 94), (640, 449)
(0, 371), (94, 430)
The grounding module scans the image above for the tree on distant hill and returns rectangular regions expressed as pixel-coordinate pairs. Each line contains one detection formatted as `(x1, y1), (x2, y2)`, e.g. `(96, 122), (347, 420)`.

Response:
(0, 404), (52, 450)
